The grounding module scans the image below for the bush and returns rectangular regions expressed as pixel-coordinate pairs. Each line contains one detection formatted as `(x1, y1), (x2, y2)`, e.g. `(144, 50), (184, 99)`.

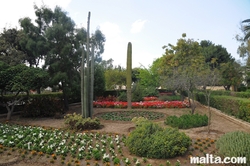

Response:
(164, 113), (208, 129)
(142, 86), (159, 97)
(132, 83), (144, 102)
(117, 92), (127, 101)
(158, 95), (182, 101)
(216, 131), (250, 164)
(126, 121), (191, 159)
(196, 93), (250, 123)
(22, 94), (64, 117)
(64, 113), (101, 130)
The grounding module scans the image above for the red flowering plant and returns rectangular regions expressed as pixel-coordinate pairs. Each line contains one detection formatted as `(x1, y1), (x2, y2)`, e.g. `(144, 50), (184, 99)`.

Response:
(93, 100), (190, 109)
(143, 96), (158, 101)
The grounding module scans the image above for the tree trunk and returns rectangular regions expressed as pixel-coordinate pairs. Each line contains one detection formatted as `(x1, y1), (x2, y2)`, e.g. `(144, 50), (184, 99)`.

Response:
(6, 105), (15, 121)
(62, 83), (69, 111)
(207, 96), (211, 134)
(224, 85), (231, 91)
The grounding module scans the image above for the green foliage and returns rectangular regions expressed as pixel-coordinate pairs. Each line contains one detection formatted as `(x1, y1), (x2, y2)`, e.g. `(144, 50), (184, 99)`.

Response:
(158, 95), (182, 101)
(0, 28), (26, 66)
(242, 19), (250, 41)
(0, 63), (48, 93)
(196, 93), (250, 123)
(118, 92), (127, 101)
(104, 68), (126, 90)
(200, 90), (250, 98)
(126, 121), (191, 159)
(94, 64), (106, 97)
(164, 113), (208, 129)
(219, 62), (242, 90)
(96, 111), (163, 121)
(159, 34), (207, 114)
(22, 94), (64, 117)
(200, 40), (234, 68)
(64, 113), (101, 130)
(92, 149), (102, 160)
(216, 131), (250, 164)
(142, 86), (159, 97)
(137, 68), (159, 88)
(132, 83), (144, 102)
(131, 117), (149, 126)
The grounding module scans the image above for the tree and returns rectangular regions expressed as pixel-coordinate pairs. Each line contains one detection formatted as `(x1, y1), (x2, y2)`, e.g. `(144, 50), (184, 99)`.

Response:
(242, 19), (250, 41)
(160, 34), (206, 114)
(200, 40), (234, 68)
(19, 17), (48, 67)
(137, 66), (159, 88)
(94, 63), (105, 97)
(104, 67), (126, 90)
(20, 5), (106, 110)
(0, 62), (48, 120)
(0, 28), (26, 66)
(198, 59), (221, 133)
(219, 61), (242, 91)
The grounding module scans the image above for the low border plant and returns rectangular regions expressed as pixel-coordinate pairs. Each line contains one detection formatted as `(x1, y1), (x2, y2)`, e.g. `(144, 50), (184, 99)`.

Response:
(164, 113), (208, 129)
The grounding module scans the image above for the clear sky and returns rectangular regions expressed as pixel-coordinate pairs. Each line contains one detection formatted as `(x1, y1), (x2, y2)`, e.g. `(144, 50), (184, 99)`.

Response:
(0, 0), (250, 68)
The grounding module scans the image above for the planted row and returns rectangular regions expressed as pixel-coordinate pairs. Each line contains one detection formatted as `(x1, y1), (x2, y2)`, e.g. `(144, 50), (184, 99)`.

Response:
(93, 101), (189, 108)
(165, 113), (208, 129)
(0, 123), (127, 164)
(96, 110), (164, 121)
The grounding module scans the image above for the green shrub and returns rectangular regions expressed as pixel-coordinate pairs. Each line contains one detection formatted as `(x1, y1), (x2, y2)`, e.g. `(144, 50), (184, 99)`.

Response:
(164, 113), (208, 129)
(92, 149), (102, 160)
(196, 93), (250, 123)
(131, 117), (149, 126)
(22, 95), (64, 117)
(126, 121), (191, 159)
(142, 86), (159, 97)
(64, 113), (101, 130)
(158, 95), (182, 101)
(216, 131), (250, 164)
(132, 83), (144, 102)
(118, 92), (127, 101)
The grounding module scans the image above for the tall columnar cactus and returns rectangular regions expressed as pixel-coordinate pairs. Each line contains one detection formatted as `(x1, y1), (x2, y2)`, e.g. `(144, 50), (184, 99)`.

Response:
(127, 42), (132, 109)
(82, 11), (91, 118)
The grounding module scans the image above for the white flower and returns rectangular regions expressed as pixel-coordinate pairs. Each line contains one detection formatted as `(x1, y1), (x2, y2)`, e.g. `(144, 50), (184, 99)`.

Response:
(79, 146), (85, 152)
(103, 153), (109, 159)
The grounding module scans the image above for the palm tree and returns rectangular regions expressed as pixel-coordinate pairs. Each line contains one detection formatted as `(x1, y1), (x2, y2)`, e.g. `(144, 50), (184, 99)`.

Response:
(242, 19), (250, 41)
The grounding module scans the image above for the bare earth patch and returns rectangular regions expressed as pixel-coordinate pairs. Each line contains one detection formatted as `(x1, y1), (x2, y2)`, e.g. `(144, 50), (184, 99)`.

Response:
(0, 103), (250, 166)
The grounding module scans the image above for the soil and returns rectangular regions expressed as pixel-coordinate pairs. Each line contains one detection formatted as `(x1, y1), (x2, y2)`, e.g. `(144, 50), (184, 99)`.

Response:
(1, 103), (250, 166)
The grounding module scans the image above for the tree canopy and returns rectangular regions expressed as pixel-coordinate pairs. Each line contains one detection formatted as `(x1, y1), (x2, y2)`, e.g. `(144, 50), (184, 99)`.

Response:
(0, 61), (49, 120)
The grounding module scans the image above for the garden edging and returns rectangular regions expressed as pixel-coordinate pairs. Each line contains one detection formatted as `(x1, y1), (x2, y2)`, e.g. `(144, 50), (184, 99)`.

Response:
(198, 102), (250, 129)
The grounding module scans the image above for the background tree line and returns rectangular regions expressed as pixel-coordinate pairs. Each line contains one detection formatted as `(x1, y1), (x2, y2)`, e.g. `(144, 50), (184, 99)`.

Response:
(0, 4), (106, 112)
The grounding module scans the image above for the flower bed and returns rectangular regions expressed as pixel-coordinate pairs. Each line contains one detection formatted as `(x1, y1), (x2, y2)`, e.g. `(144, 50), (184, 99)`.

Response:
(143, 96), (158, 101)
(0, 123), (130, 165)
(96, 110), (164, 121)
(93, 100), (189, 108)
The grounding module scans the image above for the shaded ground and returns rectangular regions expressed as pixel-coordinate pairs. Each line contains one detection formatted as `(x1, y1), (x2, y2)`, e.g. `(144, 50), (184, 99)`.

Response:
(1, 103), (250, 166)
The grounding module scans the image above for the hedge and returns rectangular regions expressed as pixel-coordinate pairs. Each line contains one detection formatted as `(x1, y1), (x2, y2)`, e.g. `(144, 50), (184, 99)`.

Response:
(196, 92), (250, 123)
(21, 93), (64, 117)
(0, 93), (64, 117)
(208, 90), (250, 98)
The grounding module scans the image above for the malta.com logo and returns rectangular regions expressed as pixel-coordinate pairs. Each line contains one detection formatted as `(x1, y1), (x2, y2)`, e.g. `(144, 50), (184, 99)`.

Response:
(190, 154), (247, 164)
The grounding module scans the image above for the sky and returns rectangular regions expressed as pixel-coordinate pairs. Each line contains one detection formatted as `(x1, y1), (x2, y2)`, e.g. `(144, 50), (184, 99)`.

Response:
(0, 0), (250, 68)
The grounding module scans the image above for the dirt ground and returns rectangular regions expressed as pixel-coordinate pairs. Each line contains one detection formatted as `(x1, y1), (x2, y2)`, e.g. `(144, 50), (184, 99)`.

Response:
(1, 103), (250, 166)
